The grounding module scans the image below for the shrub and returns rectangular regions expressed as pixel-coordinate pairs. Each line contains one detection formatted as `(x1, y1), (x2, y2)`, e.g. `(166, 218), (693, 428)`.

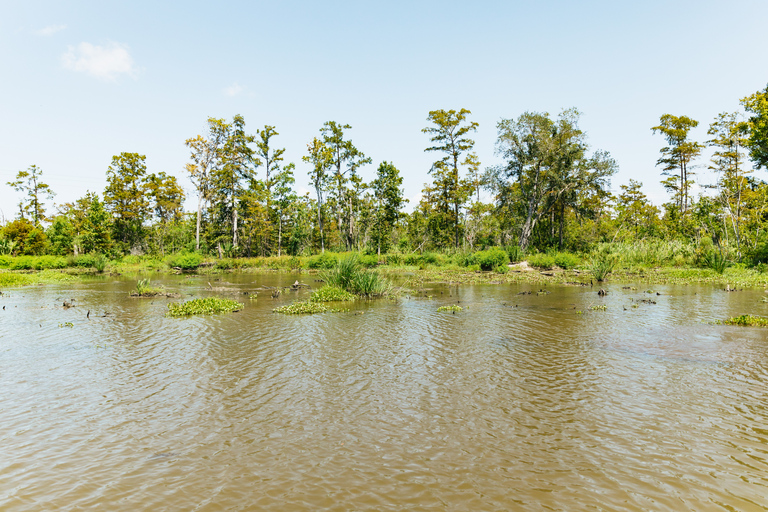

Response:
(0, 255), (12, 268)
(553, 252), (581, 270)
(505, 245), (525, 263)
(452, 251), (477, 267)
(527, 253), (556, 269)
(307, 252), (339, 269)
(494, 264), (509, 274)
(475, 248), (509, 271)
(358, 254), (379, 268)
(168, 252), (202, 270)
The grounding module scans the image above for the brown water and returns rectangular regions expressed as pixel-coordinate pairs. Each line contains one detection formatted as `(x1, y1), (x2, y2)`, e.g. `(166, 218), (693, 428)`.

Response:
(2, 275), (768, 511)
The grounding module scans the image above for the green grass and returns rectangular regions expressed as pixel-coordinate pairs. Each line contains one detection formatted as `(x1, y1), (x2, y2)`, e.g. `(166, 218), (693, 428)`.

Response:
(321, 255), (392, 297)
(166, 297), (244, 317)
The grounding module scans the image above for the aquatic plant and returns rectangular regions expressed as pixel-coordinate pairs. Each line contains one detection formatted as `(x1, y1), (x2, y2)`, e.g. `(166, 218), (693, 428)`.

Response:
(310, 286), (356, 302)
(718, 315), (768, 327)
(166, 297), (244, 317)
(589, 305), (607, 311)
(273, 300), (347, 314)
(135, 279), (164, 296)
(437, 305), (463, 312)
(92, 253), (108, 273)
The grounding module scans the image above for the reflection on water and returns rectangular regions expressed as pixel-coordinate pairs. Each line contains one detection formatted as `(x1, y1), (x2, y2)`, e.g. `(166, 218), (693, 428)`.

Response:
(2, 275), (768, 510)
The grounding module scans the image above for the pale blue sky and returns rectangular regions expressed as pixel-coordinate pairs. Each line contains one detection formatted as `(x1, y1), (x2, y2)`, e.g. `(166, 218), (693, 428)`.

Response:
(2, 0), (768, 221)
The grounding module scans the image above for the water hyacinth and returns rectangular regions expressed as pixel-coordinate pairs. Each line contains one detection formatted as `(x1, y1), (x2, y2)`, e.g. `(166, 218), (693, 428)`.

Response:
(273, 300), (348, 314)
(437, 305), (462, 312)
(310, 286), (356, 302)
(166, 297), (244, 317)
(719, 315), (768, 327)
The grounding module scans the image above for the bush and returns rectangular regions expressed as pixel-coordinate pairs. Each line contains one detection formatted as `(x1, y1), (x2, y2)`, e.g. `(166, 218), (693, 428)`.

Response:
(527, 253), (556, 269)
(553, 252), (580, 270)
(494, 264), (509, 274)
(358, 254), (379, 268)
(168, 252), (202, 270)
(0, 255), (12, 268)
(307, 252), (339, 269)
(505, 245), (525, 263)
(475, 248), (509, 271)
(452, 252), (478, 267)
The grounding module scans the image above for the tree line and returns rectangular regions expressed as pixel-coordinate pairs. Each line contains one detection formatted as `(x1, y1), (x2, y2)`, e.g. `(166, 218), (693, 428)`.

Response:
(3, 83), (768, 262)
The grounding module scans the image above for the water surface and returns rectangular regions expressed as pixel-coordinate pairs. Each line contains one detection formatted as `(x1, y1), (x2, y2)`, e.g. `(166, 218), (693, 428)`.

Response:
(2, 275), (768, 510)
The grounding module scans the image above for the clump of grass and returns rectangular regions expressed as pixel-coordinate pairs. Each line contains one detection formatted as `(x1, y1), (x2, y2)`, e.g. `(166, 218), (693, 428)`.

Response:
(437, 305), (463, 312)
(310, 285), (356, 302)
(93, 253), (108, 273)
(701, 248), (731, 274)
(273, 300), (347, 314)
(135, 278), (164, 296)
(321, 255), (391, 298)
(718, 315), (768, 327)
(166, 297), (244, 317)
(589, 251), (619, 282)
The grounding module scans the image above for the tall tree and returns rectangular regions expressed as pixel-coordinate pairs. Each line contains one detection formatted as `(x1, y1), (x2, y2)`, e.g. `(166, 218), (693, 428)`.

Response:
(144, 172), (185, 255)
(272, 163), (297, 256)
(7, 165), (55, 225)
(652, 114), (703, 215)
(211, 114), (258, 249)
(422, 108), (479, 248)
(104, 152), (149, 248)
(741, 84), (768, 169)
(707, 111), (751, 254)
(303, 137), (333, 252)
(488, 110), (615, 251)
(371, 161), (405, 255)
(320, 121), (371, 250)
(255, 125), (288, 253)
(185, 117), (229, 251)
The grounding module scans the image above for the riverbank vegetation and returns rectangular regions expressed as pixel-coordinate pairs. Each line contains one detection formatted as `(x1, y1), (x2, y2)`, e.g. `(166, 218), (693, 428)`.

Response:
(3, 85), (768, 288)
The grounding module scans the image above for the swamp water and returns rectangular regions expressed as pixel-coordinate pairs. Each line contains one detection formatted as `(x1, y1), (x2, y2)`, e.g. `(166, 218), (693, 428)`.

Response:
(1, 275), (768, 511)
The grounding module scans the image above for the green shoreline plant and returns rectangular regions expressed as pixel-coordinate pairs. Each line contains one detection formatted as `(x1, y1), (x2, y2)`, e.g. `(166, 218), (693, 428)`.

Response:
(718, 315), (768, 327)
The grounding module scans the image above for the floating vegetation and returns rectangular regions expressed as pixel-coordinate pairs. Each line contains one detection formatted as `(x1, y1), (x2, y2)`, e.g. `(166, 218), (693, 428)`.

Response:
(166, 297), (244, 317)
(310, 286), (356, 303)
(589, 305), (607, 311)
(272, 300), (347, 314)
(718, 315), (768, 327)
(437, 305), (463, 312)
(59, 322), (74, 328)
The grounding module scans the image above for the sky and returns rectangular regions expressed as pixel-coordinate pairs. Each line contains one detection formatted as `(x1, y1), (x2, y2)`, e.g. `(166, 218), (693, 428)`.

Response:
(2, 0), (768, 223)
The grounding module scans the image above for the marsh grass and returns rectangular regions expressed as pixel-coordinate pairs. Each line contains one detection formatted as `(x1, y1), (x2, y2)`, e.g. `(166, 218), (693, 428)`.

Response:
(166, 297), (244, 317)
(321, 255), (391, 297)
(589, 251), (619, 282)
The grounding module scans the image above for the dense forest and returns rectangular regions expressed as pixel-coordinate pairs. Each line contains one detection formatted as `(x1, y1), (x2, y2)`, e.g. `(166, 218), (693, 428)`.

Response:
(3, 83), (768, 266)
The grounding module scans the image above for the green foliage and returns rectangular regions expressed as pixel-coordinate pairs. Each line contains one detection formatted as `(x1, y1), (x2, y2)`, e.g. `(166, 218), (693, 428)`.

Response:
(307, 252), (339, 269)
(494, 264), (509, 274)
(135, 278), (163, 295)
(589, 251), (619, 282)
(475, 247), (509, 271)
(437, 305), (463, 312)
(553, 252), (581, 270)
(720, 315), (768, 327)
(700, 248), (731, 274)
(527, 253), (556, 269)
(505, 245), (525, 263)
(167, 252), (202, 270)
(273, 300), (347, 314)
(7, 255), (67, 270)
(166, 297), (244, 317)
(321, 254), (391, 297)
(93, 253), (108, 273)
(310, 286), (356, 302)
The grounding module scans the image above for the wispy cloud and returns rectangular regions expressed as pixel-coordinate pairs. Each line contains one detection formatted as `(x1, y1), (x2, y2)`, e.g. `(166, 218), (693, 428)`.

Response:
(35, 24), (66, 36)
(224, 82), (244, 97)
(62, 42), (139, 82)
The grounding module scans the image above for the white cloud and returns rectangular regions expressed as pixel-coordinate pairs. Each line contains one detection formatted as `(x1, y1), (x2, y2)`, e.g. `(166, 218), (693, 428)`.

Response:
(35, 24), (66, 36)
(62, 42), (138, 81)
(224, 82), (244, 97)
